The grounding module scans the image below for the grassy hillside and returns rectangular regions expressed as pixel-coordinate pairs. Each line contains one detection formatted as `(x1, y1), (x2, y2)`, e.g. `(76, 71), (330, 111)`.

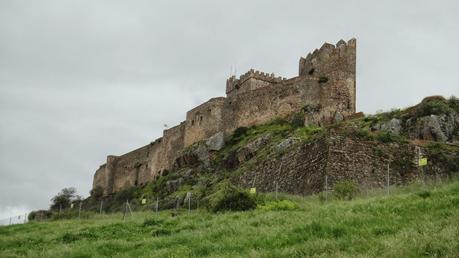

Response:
(2, 180), (459, 257)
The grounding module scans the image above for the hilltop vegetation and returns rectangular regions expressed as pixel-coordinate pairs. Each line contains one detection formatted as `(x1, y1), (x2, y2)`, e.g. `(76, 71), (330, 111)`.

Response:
(1, 180), (459, 257)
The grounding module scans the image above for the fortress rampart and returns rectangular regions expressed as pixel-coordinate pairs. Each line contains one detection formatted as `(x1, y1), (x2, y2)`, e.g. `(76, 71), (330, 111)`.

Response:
(93, 38), (357, 195)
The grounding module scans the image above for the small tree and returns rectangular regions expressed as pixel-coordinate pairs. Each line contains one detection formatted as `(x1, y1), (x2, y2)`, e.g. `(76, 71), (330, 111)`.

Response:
(50, 187), (78, 211)
(333, 181), (359, 200)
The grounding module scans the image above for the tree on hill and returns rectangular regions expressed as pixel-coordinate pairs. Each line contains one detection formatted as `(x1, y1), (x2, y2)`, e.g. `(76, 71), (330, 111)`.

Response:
(50, 187), (80, 211)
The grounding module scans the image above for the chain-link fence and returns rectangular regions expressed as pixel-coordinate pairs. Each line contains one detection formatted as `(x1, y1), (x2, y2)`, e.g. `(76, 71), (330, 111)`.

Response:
(0, 213), (28, 226)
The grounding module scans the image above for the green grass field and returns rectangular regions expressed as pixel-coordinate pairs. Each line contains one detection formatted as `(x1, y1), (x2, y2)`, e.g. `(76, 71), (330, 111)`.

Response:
(1, 181), (459, 258)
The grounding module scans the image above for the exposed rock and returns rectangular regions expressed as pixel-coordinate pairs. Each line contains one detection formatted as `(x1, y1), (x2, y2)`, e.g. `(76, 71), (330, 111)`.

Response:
(174, 144), (210, 169)
(334, 112), (344, 123)
(166, 178), (183, 193)
(276, 137), (298, 152)
(406, 113), (458, 142)
(223, 133), (272, 169)
(206, 132), (225, 151)
(373, 118), (402, 134)
(246, 133), (272, 152)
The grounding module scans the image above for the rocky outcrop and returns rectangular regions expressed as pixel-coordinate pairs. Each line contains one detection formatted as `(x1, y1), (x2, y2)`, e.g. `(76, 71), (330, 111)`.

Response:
(174, 144), (210, 169)
(406, 113), (459, 142)
(206, 132), (225, 151)
(372, 118), (402, 134)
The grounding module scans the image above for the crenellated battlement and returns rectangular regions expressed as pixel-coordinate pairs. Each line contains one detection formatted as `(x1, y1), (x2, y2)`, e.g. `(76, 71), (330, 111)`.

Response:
(299, 38), (356, 77)
(226, 69), (287, 95)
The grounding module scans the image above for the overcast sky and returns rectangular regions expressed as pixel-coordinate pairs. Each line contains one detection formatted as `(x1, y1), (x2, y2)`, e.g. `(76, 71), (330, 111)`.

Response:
(0, 0), (458, 219)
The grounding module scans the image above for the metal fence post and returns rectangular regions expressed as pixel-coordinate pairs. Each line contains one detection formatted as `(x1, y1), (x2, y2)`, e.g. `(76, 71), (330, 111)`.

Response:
(386, 163), (390, 195)
(99, 200), (103, 214)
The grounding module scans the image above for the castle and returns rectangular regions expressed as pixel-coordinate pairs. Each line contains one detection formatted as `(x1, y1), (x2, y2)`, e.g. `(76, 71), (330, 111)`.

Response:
(92, 38), (357, 195)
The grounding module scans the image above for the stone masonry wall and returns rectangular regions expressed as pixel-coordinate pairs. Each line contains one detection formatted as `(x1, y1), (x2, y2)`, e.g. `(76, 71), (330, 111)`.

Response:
(238, 135), (451, 196)
(111, 144), (151, 193)
(239, 137), (329, 195)
(223, 77), (320, 134)
(324, 136), (421, 191)
(184, 97), (225, 147)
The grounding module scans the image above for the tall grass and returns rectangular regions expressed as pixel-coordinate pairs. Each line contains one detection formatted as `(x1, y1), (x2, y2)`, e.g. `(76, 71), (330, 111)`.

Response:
(1, 180), (459, 257)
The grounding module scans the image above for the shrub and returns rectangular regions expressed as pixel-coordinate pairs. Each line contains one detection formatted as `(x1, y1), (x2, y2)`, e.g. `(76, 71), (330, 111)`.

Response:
(206, 182), (256, 212)
(226, 127), (249, 146)
(375, 131), (406, 143)
(90, 186), (104, 200)
(28, 210), (52, 221)
(333, 180), (359, 200)
(373, 146), (387, 158)
(233, 127), (249, 139)
(354, 128), (374, 141)
(414, 98), (453, 118)
(318, 76), (329, 83)
(291, 112), (305, 128)
(258, 200), (298, 211)
(448, 95), (459, 113)
(114, 186), (137, 203)
(417, 191), (431, 199)
(426, 142), (459, 172)
(294, 126), (323, 141)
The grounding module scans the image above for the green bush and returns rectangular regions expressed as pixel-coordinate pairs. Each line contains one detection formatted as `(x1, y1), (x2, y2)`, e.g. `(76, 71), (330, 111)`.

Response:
(28, 210), (52, 221)
(114, 187), (138, 203)
(206, 182), (256, 212)
(375, 131), (406, 143)
(294, 126), (323, 141)
(355, 128), (374, 141)
(90, 186), (104, 200)
(318, 76), (329, 83)
(291, 112), (305, 128)
(426, 142), (459, 172)
(333, 181), (359, 200)
(415, 98), (453, 118)
(258, 200), (298, 211)
(233, 127), (249, 139)
(448, 95), (459, 113)
(417, 191), (431, 199)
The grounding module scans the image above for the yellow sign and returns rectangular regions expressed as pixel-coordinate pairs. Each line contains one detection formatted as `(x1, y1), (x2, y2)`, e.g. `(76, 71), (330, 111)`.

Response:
(418, 158), (427, 167)
(249, 188), (256, 194)
(141, 198), (147, 205)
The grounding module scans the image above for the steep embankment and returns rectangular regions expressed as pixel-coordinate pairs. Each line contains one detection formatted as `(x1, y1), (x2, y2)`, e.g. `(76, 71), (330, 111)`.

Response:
(1, 181), (459, 257)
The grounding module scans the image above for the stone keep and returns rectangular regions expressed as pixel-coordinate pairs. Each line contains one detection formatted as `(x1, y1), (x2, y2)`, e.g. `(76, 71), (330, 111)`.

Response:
(92, 38), (357, 195)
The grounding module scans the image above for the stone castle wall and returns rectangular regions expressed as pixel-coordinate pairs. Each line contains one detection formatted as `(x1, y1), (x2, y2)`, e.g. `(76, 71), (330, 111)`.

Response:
(93, 38), (357, 195)
(238, 135), (432, 195)
(184, 97), (226, 147)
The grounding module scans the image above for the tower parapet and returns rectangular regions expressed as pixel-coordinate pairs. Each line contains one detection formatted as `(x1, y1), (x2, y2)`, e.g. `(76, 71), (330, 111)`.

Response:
(299, 38), (356, 77)
(226, 69), (287, 96)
